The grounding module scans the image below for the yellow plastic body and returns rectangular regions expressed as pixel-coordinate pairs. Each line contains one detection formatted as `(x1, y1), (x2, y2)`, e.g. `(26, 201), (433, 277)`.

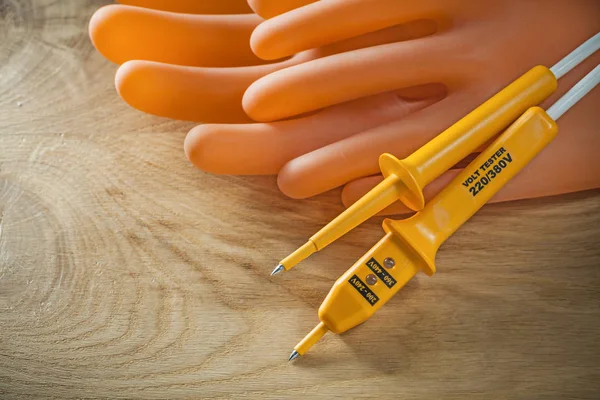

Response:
(318, 231), (424, 334)
(317, 107), (558, 335)
(280, 66), (557, 271)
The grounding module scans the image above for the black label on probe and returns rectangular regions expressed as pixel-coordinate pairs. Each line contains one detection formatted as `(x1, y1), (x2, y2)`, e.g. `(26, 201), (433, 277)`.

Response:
(461, 146), (514, 197)
(348, 274), (379, 306)
(366, 258), (397, 288)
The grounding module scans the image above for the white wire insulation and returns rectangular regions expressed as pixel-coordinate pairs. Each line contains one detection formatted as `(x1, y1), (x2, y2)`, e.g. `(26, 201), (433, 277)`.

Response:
(547, 64), (600, 121)
(550, 32), (600, 79)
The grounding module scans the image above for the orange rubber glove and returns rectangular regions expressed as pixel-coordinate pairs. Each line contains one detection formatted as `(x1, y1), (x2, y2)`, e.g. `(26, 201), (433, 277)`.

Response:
(89, 1), (600, 216)
(89, 1), (444, 169)
(241, 0), (600, 211)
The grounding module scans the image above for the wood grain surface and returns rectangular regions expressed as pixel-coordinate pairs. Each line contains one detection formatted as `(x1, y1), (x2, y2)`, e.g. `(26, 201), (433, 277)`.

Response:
(1, 1), (600, 399)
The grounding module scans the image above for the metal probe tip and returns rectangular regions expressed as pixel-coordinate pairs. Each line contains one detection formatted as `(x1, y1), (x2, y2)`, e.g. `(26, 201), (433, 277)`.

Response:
(288, 350), (300, 362)
(271, 264), (285, 276)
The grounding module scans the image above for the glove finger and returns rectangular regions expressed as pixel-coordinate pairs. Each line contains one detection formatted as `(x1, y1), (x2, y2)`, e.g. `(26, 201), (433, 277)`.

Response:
(251, 0), (442, 60)
(247, 0), (317, 19)
(90, 5), (264, 67)
(115, 58), (299, 123)
(244, 32), (468, 122)
(184, 85), (445, 174)
(117, 0), (252, 14)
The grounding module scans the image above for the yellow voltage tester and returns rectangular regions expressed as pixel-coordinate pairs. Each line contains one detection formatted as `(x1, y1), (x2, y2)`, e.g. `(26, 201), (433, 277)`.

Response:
(272, 32), (600, 276)
(288, 63), (600, 360)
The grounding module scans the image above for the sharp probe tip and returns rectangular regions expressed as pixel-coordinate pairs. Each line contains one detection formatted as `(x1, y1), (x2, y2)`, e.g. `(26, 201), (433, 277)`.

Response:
(288, 350), (300, 362)
(271, 264), (285, 276)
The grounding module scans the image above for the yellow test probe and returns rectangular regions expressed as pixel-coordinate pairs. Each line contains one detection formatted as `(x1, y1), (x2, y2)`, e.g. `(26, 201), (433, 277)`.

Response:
(272, 32), (600, 276)
(288, 63), (600, 360)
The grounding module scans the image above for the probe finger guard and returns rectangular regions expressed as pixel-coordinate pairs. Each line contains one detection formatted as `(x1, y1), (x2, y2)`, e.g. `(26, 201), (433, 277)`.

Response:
(379, 153), (425, 211)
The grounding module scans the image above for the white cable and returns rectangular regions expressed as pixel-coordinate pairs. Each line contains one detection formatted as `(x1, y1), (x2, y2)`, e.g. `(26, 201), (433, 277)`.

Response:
(547, 64), (600, 121)
(550, 32), (600, 79)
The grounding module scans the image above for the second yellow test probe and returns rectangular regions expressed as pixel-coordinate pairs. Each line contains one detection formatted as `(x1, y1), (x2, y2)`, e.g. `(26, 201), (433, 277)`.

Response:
(272, 32), (600, 276)
(289, 63), (600, 360)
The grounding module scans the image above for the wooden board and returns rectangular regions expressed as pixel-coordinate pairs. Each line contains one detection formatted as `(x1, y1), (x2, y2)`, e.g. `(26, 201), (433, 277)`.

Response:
(1, 1), (600, 398)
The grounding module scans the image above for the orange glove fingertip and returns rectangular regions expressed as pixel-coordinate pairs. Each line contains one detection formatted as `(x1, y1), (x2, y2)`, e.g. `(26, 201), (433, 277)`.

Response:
(89, 5), (121, 63)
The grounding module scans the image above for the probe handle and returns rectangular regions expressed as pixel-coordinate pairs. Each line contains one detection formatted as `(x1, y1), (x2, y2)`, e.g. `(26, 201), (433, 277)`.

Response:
(384, 107), (558, 273)
(401, 66), (557, 189)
